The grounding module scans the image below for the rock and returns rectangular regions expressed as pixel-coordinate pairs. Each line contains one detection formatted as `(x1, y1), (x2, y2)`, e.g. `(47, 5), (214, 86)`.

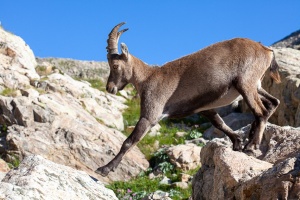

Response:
(0, 159), (9, 173)
(0, 27), (39, 89)
(148, 172), (161, 180)
(119, 90), (129, 99)
(181, 173), (191, 182)
(80, 97), (124, 130)
(172, 181), (189, 189)
(0, 155), (118, 200)
(166, 143), (201, 171)
(185, 137), (208, 146)
(203, 112), (254, 139)
(6, 118), (148, 183)
(175, 131), (187, 137)
(272, 29), (300, 50)
(148, 124), (161, 137)
(192, 123), (300, 199)
(159, 176), (172, 185)
(142, 190), (171, 200)
(235, 156), (300, 199)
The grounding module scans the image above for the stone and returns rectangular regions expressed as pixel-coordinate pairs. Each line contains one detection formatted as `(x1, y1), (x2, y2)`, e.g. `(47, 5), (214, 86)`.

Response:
(0, 27), (39, 89)
(80, 97), (124, 130)
(192, 123), (300, 199)
(0, 159), (9, 173)
(142, 190), (171, 200)
(181, 173), (191, 182)
(159, 176), (172, 185)
(119, 90), (129, 99)
(235, 156), (300, 199)
(175, 131), (187, 137)
(166, 143), (201, 171)
(0, 155), (118, 200)
(148, 124), (161, 137)
(172, 181), (189, 189)
(185, 137), (208, 146)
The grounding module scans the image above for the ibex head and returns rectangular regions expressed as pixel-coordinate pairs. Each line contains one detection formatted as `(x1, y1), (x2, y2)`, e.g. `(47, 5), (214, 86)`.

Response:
(106, 22), (132, 94)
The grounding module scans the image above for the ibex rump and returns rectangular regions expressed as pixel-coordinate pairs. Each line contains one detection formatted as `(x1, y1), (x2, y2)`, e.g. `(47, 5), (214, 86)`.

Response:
(96, 22), (280, 176)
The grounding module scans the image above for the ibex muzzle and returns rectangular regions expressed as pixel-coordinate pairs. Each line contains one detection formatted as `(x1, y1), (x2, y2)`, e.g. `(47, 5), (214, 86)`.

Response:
(96, 22), (281, 177)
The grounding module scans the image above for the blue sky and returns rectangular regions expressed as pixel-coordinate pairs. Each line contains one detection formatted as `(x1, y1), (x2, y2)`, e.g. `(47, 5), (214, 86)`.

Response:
(1, 1), (299, 65)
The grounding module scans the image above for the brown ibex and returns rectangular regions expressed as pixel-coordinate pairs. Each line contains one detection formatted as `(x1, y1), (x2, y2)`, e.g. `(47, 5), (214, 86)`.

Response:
(96, 22), (281, 176)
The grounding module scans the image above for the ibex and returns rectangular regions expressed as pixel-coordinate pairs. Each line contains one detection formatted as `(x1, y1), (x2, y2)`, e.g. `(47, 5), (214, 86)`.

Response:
(96, 22), (281, 176)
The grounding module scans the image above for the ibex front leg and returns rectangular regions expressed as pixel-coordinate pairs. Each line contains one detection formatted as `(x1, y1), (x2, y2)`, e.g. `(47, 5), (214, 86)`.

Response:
(95, 117), (151, 177)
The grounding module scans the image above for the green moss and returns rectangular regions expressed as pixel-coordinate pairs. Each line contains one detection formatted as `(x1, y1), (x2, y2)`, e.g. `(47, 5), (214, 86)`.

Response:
(0, 88), (18, 97)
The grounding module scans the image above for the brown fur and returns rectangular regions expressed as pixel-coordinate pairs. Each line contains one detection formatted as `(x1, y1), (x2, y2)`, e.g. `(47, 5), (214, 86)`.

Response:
(96, 22), (280, 177)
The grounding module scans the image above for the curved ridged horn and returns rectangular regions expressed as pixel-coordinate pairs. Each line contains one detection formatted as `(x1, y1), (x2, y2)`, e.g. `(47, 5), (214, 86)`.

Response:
(106, 22), (128, 55)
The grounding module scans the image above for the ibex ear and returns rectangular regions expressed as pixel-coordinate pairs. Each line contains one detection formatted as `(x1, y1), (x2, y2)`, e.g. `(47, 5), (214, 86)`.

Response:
(121, 43), (129, 60)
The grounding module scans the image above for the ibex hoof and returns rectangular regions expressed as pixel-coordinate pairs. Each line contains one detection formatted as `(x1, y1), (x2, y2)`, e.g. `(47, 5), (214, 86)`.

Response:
(95, 166), (111, 177)
(232, 136), (243, 151)
(243, 140), (259, 152)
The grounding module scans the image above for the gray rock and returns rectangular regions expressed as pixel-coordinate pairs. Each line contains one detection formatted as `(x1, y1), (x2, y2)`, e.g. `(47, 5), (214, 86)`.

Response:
(192, 123), (300, 200)
(143, 190), (171, 200)
(166, 143), (201, 170)
(172, 181), (189, 189)
(159, 176), (172, 185)
(0, 155), (118, 200)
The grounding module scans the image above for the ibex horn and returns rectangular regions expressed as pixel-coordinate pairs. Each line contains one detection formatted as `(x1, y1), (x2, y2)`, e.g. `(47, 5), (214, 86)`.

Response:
(106, 22), (128, 55)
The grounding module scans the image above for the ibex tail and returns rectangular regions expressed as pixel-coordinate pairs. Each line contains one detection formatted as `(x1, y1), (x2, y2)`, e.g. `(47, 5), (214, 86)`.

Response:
(270, 52), (281, 84)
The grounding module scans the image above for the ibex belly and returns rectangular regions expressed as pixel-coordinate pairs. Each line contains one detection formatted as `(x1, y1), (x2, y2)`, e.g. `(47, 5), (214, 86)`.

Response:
(194, 87), (242, 113)
(164, 87), (242, 118)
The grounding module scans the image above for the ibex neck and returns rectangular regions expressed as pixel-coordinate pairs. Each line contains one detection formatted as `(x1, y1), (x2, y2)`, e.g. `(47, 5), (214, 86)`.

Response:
(129, 55), (154, 95)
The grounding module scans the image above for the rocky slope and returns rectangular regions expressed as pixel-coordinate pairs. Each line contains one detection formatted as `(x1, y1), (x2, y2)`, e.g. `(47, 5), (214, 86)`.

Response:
(36, 57), (109, 81)
(272, 29), (300, 50)
(0, 26), (148, 185)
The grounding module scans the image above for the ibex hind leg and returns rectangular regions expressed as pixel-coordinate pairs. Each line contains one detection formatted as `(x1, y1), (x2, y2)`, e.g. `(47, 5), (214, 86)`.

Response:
(258, 88), (280, 117)
(200, 110), (243, 151)
(235, 84), (269, 151)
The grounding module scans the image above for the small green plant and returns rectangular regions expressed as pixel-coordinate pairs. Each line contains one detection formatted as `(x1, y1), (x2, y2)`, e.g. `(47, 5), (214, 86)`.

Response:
(186, 129), (203, 140)
(0, 88), (18, 97)
(158, 161), (175, 174)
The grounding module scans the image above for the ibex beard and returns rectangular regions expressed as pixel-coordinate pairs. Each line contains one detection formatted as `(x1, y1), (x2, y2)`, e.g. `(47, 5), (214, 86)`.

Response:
(95, 22), (281, 177)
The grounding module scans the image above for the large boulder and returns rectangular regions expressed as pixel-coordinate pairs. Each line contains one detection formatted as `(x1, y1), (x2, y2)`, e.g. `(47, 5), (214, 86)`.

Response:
(0, 27), (39, 90)
(192, 124), (300, 199)
(0, 155), (118, 200)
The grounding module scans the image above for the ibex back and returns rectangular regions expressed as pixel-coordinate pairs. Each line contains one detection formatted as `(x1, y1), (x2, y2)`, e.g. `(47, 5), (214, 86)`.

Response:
(96, 22), (281, 176)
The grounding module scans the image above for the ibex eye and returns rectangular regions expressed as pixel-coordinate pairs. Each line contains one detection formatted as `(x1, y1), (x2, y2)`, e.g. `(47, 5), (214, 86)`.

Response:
(113, 65), (119, 69)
